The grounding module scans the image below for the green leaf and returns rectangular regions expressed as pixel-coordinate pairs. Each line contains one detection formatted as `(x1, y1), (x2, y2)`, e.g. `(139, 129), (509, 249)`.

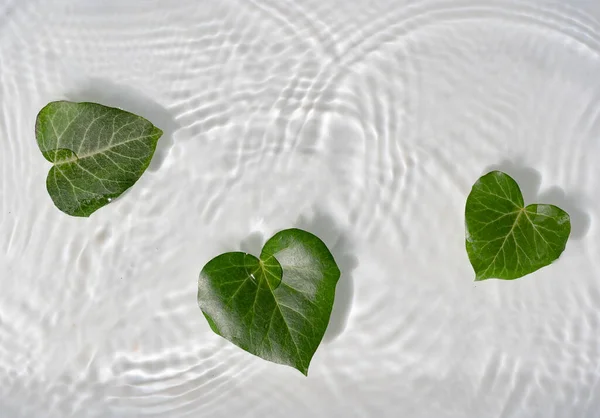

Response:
(465, 171), (571, 281)
(35, 101), (163, 217)
(198, 229), (341, 375)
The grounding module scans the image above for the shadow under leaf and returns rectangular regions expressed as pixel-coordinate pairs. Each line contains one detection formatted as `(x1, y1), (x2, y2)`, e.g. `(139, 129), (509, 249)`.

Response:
(486, 160), (591, 240)
(294, 209), (358, 343)
(66, 78), (180, 172)
(237, 209), (358, 344)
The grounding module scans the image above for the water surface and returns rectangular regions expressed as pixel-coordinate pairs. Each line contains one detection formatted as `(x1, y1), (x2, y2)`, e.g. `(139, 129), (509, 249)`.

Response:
(1, 0), (600, 417)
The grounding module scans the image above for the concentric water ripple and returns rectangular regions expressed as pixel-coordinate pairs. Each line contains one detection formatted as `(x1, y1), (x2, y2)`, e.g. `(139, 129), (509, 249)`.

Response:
(1, 0), (600, 417)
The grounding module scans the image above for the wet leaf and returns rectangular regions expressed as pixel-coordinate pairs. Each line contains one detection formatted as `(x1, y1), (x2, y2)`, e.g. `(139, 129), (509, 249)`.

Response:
(36, 101), (163, 217)
(198, 229), (340, 375)
(465, 171), (570, 281)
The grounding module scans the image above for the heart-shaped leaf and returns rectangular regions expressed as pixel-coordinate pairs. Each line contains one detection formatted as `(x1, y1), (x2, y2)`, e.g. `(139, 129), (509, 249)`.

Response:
(198, 229), (341, 375)
(465, 171), (571, 281)
(36, 101), (163, 217)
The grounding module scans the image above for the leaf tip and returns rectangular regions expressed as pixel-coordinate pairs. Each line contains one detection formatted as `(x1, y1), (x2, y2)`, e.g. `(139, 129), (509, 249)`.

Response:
(152, 126), (164, 139)
(296, 365), (309, 377)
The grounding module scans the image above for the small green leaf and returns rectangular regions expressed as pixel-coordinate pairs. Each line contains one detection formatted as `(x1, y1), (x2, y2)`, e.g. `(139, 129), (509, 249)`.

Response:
(36, 101), (163, 217)
(198, 229), (341, 375)
(465, 171), (571, 281)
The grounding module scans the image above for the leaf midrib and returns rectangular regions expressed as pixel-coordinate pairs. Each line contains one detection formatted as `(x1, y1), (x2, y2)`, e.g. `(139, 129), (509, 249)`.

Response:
(485, 208), (523, 271)
(51, 134), (155, 166)
(482, 206), (554, 278)
(259, 258), (304, 369)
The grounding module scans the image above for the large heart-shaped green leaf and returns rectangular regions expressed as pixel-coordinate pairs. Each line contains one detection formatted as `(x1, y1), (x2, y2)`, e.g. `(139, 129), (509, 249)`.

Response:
(36, 101), (163, 217)
(465, 171), (571, 281)
(198, 229), (341, 375)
